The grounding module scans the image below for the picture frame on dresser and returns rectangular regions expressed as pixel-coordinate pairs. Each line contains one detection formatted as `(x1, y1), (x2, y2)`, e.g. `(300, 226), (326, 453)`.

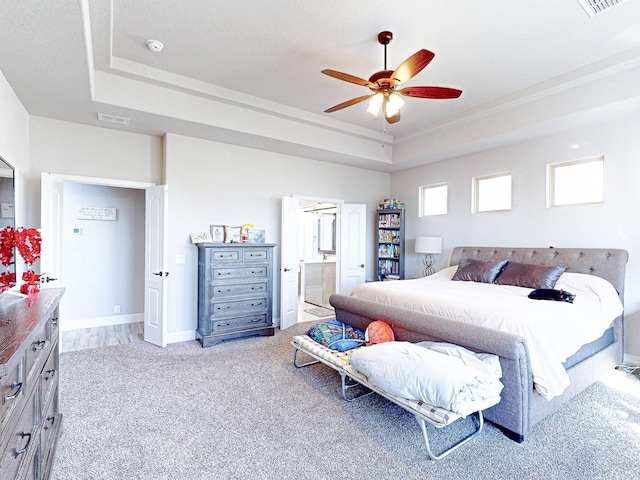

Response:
(210, 225), (225, 243)
(224, 225), (242, 243)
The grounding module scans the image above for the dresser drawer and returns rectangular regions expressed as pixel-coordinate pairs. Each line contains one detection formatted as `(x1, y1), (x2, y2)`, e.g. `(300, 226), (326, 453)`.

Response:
(243, 248), (270, 261)
(25, 320), (51, 384)
(211, 298), (268, 317)
(212, 266), (268, 280)
(40, 344), (58, 416)
(40, 384), (60, 467)
(211, 314), (268, 332)
(210, 249), (240, 262)
(212, 282), (268, 298)
(1, 358), (25, 437)
(1, 386), (37, 480)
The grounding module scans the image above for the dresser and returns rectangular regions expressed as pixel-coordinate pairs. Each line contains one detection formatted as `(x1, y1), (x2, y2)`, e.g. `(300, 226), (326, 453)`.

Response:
(0, 288), (64, 480)
(197, 244), (275, 347)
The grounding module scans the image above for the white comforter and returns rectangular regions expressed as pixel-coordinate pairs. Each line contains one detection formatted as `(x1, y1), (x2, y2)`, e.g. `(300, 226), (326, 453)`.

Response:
(350, 267), (623, 399)
(349, 341), (504, 416)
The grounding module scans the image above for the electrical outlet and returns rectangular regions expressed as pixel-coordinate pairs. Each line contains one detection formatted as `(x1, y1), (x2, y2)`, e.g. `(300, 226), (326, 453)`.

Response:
(113, 305), (121, 314)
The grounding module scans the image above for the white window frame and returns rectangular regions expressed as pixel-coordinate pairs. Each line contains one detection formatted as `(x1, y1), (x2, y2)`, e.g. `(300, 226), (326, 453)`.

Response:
(547, 156), (604, 207)
(472, 172), (512, 213)
(419, 183), (448, 217)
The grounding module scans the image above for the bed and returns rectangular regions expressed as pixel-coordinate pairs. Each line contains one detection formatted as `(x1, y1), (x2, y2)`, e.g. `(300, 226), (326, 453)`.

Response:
(330, 246), (628, 442)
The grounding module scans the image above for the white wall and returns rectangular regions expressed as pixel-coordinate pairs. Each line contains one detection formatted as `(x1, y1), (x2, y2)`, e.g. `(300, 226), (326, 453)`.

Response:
(164, 133), (390, 341)
(61, 183), (145, 328)
(29, 116), (163, 224)
(391, 113), (640, 361)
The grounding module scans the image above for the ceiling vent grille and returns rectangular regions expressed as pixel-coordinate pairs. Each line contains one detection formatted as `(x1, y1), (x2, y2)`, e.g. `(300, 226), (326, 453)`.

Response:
(577, 0), (627, 17)
(98, 113), (130, 126)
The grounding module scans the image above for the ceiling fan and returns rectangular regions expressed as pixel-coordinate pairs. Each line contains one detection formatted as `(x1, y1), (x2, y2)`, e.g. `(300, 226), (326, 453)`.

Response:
(322, 31), (462, 124)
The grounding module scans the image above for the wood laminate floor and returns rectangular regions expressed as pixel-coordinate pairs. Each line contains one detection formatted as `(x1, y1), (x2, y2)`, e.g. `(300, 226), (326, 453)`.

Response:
(60, 305), (332, 354)
(60, 322), (144, 353)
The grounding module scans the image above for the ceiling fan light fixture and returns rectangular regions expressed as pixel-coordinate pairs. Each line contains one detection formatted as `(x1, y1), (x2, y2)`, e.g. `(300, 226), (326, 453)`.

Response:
(385, 93), (404, 117)
(367, 93), (384, 116)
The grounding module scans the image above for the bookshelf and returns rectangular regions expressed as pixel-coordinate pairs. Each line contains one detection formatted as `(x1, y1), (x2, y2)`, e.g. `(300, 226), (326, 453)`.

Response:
(375, 208), (405, 280)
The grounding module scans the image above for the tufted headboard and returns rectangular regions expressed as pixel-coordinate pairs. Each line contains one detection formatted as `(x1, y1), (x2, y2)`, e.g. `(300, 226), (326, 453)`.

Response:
(450, 246), (629, 303)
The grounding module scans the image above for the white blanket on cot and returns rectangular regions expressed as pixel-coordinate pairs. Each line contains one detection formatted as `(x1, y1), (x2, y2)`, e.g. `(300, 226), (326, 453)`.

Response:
(349, 341), (503, 417)
(350, 268), (623, 399)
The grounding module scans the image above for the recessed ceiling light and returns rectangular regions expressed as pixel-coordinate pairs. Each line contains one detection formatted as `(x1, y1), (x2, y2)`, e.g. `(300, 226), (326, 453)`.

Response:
(97, 113), (130, 126)
(146, 39), (164, 53)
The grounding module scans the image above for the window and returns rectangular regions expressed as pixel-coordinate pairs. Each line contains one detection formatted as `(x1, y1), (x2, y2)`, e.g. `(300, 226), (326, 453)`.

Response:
(419, 183), (448, 216)
(548, 156), (603, 207)
(473, 172), (511, 213)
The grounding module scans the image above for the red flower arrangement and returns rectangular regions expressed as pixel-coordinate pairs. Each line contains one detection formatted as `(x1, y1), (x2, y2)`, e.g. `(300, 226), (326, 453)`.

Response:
(0, 226), (42, 294)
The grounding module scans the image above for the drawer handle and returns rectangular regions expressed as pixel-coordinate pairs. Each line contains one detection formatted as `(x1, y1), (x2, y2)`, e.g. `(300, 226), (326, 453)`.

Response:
(2, 382), (23, 405)
(251, 286), (263, 290)
(44, 415), (56, 430)
(15, 432), (32, 456)
(217, 289), (231, 293)
(220, 254), (234, 258)
(45, 369), (57, 381)
(217, 306), (231, 310)
(217, 272), (231, 276)
(250, 302), (264, 307)
(33, 339), (47, 351)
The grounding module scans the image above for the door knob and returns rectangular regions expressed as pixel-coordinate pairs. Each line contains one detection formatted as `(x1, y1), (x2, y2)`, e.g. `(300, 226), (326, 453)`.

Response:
(283, 267), (292, 272)
(359, 264), (365, 268)
(153, 271), (169, 277)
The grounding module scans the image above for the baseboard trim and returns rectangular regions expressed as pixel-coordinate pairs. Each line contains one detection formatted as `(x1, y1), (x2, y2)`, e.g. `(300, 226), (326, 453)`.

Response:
(623, 353), (640, 367)
(61, 313), (143, 332)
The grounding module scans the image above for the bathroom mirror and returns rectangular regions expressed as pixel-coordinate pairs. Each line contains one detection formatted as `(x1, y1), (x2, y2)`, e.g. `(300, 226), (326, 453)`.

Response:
(318, 212), (336, 253)
(0, 156), (15, 278)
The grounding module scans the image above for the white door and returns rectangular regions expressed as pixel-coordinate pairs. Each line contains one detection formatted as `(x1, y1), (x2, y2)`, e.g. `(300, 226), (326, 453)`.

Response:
(144, 185), (168, 347)
(339, 203), (366, 295)
(280, 195), (299, 330)
(40, 173), (64, 287)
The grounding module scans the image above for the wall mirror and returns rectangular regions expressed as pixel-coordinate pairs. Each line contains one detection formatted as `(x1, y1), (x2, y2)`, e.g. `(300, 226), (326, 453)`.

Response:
(0, 156), (16, 279)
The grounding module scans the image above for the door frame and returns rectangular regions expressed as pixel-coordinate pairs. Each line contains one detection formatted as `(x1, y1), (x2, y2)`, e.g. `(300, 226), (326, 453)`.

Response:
(40, 173), (156, 337)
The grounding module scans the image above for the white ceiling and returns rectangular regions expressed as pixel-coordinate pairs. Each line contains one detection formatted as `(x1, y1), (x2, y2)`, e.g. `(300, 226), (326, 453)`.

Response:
(1, 0), (640, 172)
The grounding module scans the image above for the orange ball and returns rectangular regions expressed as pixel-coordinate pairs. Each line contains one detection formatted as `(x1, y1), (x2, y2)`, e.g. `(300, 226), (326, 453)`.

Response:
(365, 320), (395, 346)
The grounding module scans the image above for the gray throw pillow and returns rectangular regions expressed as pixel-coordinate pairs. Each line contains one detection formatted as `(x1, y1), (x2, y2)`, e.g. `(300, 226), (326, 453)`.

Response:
(452, 258), (508, 283)
(494, 262), (566, 289)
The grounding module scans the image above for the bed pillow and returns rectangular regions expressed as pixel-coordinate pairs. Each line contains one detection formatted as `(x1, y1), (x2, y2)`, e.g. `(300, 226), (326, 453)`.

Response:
(451, 258), (507, 283)
(495, 262), (566, 289)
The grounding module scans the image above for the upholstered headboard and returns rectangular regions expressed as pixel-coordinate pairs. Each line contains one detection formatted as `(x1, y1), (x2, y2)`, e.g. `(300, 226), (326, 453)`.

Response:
(450, 247), (629, 303)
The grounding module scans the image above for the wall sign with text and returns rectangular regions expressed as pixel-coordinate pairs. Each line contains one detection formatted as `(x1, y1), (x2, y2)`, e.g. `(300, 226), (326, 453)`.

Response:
(76, 206), (117, 221)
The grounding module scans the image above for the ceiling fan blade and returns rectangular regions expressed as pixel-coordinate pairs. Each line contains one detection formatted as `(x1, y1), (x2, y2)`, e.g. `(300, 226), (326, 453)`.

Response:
(324, 94), (374, 113)
(391, 49), (435, 84)
(321, 69), (376, 88)
(399, 86), (462, 99)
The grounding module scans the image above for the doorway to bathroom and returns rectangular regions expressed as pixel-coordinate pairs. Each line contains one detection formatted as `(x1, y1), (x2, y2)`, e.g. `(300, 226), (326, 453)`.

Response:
(298, 200), (337, 322)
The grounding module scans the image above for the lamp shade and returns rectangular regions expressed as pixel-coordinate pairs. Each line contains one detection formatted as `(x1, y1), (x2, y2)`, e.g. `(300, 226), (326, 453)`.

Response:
(415, 236), (442, 254)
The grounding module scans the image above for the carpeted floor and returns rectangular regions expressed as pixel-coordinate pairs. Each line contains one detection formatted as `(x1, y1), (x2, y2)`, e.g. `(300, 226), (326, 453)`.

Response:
(52, 321), (640, 480)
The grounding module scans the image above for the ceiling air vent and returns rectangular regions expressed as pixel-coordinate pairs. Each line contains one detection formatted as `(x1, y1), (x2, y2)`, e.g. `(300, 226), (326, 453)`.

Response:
(577, 0), (627, 17)
(97, 113), (130, 126)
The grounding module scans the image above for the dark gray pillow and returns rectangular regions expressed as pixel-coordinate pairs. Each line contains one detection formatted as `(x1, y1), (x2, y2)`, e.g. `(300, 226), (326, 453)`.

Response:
(495, 262), (566, 289)
(452, 259), (508, 283)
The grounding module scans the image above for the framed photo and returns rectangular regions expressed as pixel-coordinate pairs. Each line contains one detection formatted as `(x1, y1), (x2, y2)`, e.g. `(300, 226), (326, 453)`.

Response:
(248, 229), (265, 244)
(210, 225), (225, 243)
(224, 225), (242, 243)
(190, 232), (212, 244)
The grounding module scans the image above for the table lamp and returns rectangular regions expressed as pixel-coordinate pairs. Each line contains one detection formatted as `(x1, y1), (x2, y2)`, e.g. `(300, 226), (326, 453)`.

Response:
(415, 237), (443, 276)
